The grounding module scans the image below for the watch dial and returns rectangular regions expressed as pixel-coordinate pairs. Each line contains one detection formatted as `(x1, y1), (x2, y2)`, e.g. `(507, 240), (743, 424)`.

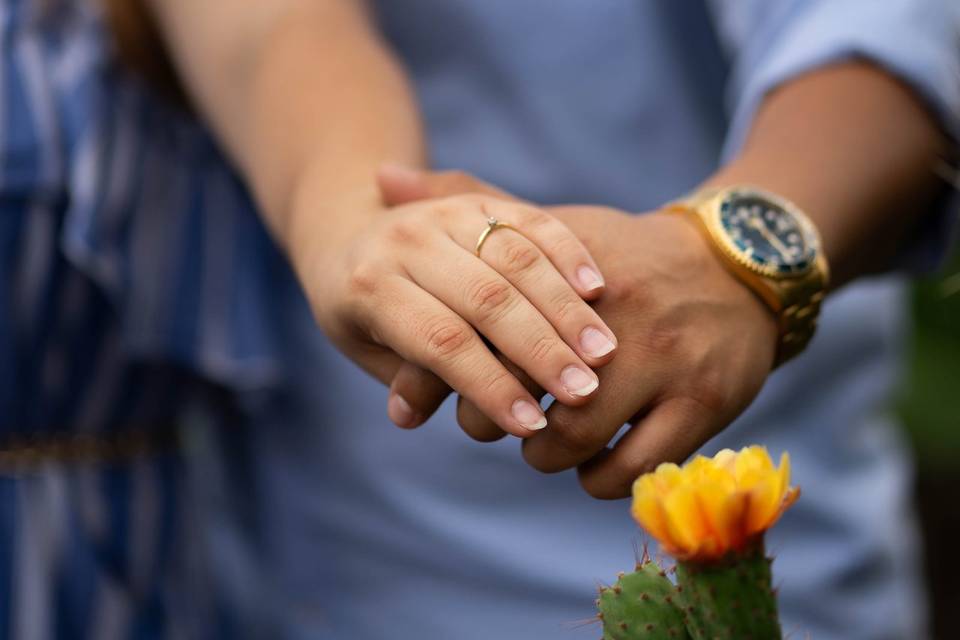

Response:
(719, 193), (816, 275)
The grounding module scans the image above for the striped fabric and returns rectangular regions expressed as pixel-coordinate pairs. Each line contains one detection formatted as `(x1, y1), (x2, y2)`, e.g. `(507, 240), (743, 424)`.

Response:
(0, 0), (288, 637)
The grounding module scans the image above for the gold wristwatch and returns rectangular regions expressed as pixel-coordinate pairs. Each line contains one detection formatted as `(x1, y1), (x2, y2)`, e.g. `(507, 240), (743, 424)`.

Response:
(666, 185), (830, 366)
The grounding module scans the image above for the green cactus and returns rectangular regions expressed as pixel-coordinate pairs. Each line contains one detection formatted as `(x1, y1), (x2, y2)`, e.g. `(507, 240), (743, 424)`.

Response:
(674, 546), (780, 640)
(599, 548), (782, 640)
(598, 560), (691, 640)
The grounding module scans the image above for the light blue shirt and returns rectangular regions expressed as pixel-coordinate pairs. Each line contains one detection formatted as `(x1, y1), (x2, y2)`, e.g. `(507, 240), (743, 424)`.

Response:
(3, 0), (957, 639)
(190, 2), (960, 640)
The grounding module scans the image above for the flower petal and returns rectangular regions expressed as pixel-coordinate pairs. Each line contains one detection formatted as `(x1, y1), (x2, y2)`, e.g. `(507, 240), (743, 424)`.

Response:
(629, 445), (799, 562)
(632, 477), (672, 544)
(662, 485), (705, 555)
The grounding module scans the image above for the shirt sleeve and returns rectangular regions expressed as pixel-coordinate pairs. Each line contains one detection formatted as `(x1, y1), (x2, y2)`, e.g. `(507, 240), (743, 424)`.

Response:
(707, 0), (960, 271)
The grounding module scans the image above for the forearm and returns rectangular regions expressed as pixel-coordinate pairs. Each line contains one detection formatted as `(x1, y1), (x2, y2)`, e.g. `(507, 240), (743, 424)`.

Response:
(146, 0), (425, 257)
(704, 61), (950, 288)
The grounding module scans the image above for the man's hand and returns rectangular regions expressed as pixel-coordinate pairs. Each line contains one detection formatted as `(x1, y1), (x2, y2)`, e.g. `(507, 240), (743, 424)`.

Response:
(377, 167), (778, 499)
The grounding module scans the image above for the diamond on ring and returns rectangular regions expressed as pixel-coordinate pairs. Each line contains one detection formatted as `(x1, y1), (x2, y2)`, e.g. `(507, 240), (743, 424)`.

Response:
(476, 216), (517, 256)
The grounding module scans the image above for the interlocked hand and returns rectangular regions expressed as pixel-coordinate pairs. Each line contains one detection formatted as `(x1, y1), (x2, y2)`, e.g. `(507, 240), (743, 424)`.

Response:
(378, 168), (777, 498)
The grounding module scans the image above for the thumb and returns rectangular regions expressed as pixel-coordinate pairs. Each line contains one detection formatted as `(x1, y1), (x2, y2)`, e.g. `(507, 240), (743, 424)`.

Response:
(376, 164), (521, 206)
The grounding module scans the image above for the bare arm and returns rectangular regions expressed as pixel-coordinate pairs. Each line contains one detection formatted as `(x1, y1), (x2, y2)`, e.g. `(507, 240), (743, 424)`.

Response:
(706, 61), (949, 287)
(141, 1), (621, 435)
(145, 0), (425, 253)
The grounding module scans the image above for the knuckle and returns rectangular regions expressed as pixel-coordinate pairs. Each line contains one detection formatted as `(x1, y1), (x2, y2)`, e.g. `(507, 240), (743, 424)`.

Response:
(686, 374), (728, 414)
(385, 219), (423, 248)
(430, 202), (458, 223)
(644, 324), (682, 357)
(477, 367), (513, 396)
(465, 278), (515, 323)
(610, 273), (648, 305)
(421, 317), (473, 362)
(553, 420), (601, 454)
(549, 290), (581, 323)
(345, 261), (381, 298)
(499, 240), (541, 276)
(519, 206), (554, 230)
(548, 234), (582, 259)
(527, 334), (558, 365)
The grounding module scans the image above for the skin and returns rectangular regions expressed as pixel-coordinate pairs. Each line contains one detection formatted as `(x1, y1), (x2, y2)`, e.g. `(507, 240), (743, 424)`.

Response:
(144, 0), (618, 437)
(144, 1), (949, 497)
(378, 62), (949, 498)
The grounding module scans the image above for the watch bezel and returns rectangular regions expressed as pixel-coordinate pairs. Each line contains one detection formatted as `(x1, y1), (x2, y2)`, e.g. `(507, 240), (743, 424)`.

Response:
(703, 186), (821, 280)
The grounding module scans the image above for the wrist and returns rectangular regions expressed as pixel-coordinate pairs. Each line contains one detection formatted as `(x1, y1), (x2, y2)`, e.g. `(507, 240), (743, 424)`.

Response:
(641, 209), (780, 366)
(284, 168), (385, 288)
(663, 184), (827, 366)
(700, 159), (838, 284)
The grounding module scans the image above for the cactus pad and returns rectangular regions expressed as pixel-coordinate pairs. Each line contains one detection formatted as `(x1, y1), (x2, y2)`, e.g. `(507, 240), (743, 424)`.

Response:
(674, 547), (781, 640)
(599, 561), (691, 640)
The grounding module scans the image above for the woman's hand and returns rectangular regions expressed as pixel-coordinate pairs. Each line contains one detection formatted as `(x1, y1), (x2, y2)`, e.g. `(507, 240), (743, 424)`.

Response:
(291, 189), (618, 437)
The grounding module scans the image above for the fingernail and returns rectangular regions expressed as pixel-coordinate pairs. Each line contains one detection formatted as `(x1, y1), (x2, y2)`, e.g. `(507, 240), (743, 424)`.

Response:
(560, 365), (599, 397)
(511, 399), (547, 431)
(580, 326), (616, 358)
(577, 265), (604, 291)
(388, 392), (417, 428)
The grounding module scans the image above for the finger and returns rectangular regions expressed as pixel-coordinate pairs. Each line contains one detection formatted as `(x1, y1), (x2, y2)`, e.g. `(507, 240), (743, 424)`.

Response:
(377, 165), (520, 207)
(405, 233), (601, 406)
(576, 397), (719, 499)
(344, 344), (442, 429)
(521, 353), (662, 473)
(388, 361), (452, 429)
(455, 395), (506, 442)
(344, 341), (408, 387)
(457, 355), (545, 442)
(478, 198), (607, 301)
(463, 206), (617, 365)
(366, 276), (548, 437)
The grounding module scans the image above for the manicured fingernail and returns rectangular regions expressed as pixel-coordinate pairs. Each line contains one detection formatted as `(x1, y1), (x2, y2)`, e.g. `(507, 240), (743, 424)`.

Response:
(577, 265), (604, 291)
(580, 326), (616, 358)
(512, 399), (547, 431)
(560, 365), (599, 397)
(388, 392), (418, 428)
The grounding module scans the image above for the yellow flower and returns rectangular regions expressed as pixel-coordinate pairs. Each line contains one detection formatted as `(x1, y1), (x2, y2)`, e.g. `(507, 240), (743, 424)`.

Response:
(631, 446), (799, 562)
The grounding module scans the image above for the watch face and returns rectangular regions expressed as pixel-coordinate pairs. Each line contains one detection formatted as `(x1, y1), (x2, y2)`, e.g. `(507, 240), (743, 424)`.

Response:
(718, 190), (818, 277)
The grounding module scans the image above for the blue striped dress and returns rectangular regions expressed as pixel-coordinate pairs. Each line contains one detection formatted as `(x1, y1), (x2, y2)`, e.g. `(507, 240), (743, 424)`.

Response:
(0, 0), (287, 636)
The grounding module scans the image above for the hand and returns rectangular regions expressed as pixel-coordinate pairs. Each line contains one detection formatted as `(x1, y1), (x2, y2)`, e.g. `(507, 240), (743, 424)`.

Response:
(290, 171), (618, 438)
(378, 168), (778, 498)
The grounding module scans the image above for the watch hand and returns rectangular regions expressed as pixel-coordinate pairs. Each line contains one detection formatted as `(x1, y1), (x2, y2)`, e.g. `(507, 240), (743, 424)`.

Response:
(748, 218), (792, 257)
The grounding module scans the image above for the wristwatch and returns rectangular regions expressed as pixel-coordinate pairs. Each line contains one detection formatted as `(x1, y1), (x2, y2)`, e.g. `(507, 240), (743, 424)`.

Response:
(665, 185), (830, 366)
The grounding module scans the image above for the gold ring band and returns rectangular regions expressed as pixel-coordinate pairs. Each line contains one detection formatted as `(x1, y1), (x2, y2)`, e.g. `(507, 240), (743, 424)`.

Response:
(475, 217), (517, 256)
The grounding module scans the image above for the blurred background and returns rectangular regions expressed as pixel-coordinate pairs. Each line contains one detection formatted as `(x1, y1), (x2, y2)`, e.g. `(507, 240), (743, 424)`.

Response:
(899, 243), (960, 638)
